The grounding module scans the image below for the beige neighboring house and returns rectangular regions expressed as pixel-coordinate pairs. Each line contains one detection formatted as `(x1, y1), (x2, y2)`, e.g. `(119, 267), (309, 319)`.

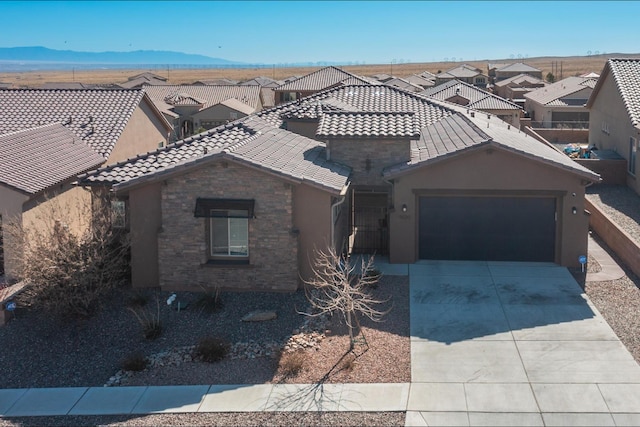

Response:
(143, 85), (263, 140)
(0, 88), (173, 281)
(239, 76), (283, 109)
(383, 77), (424, 93)
(273, 66), (375, 104)
(524, 76), (597, 128)
(421, 80), (523, 128)
(493, 73), (546, 105)
(405, 73), (435, 89)
(435, 64), (488, 88)
(586, 58), (640, 195)
(192, 78), (239, 85)
(118, 72), (169, 89)
(492, 62), (543, 83)
(80, 84), (598, 294)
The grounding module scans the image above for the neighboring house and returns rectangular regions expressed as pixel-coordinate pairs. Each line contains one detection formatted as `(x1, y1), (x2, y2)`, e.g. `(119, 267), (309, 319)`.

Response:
(586, 58), (640, 195)
(435, 64), (488, 88)
(239, 76), (283, 109)
(581, 72), (600, 79)
(383, 77), (424, 93)
(493, 73), (546, 105)
(404, 74), (435, 89)
(371, 73), (393, 83)
(80, 84), (599, 294)
(192, 78), (239, 85)
(0, 88), (173, 281)
(492, 62), (543, 83)
(273, 66), (375, 104)
(118, 72), (169, 89)
(421, 80), (523, 128)
(0, 82), (12, 89)
(143, 85), (263, 139)
(524, 76), (597, 128)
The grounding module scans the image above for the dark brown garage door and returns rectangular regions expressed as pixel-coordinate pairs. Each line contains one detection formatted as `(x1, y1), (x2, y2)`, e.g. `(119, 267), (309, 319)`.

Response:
(419, 196), (556, 262)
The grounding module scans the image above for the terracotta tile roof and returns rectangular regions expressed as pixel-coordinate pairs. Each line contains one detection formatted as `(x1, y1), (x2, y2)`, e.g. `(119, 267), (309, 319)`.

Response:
(422, 80), (521, 111)
(524, 76), (597, 106)
(437, 64), (484, 79)
(80, 116), (350, 194)
(384, 77), (424, 93)
(144, 85), (262, 114)
(193, 78), (239, 85)
(587, 58), (640, 128)
(405, 74), (435, 88)
(240, 76), (279, 87)
(0, 123), (105, 194)
(316, 112), (419, 139)
(0, 88), (149, 158)
(275, 66), (372, 92)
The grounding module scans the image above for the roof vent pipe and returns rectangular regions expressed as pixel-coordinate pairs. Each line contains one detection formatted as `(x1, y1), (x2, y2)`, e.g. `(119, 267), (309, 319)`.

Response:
(470, 112), (475, 118)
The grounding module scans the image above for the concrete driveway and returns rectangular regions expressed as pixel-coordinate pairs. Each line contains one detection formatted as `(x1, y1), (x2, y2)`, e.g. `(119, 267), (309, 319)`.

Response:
(404, 260), (640, 426)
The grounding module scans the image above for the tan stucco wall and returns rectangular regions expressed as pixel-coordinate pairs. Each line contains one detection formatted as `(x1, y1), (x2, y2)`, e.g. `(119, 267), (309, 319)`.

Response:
(588, 72), (640, 194)
(128, 183), (162, 288)
(106, 102), (169, 164)
(284, 120), (320, 140)
(193, 104), (250, 128)
(292, 184), (333, 283)
(0, 186), (29, 282)
(388, 145), (590, 267)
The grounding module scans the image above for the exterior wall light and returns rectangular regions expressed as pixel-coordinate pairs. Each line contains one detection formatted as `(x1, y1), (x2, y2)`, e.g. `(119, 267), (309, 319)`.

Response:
(572, 207), (577, 215)
(402, 204), (408, 213)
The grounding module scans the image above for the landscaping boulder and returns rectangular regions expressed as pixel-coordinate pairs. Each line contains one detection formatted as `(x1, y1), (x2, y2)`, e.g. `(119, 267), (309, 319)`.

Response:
(241, 310), (277, 322)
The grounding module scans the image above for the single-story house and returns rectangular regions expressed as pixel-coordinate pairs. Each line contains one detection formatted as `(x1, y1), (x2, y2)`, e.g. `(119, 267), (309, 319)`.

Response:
(143, 85), (263, 140)
(493, 73), (546, 105)
(80, 84), (600, 293)
(118, 72), (169, 89)
(492, 62), (543, 83)
(0, 88), (173, 281)
(421, 80), (523, 128)
(273, 66), (376, 105)
(435, 64), (488, 88)
(524, 76), (597, 129)
(586, 58), (640, 195)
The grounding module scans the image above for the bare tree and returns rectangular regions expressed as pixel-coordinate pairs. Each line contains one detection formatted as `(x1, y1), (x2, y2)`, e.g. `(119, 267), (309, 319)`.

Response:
(301, 246), (390, 351)
(7, 195), (130, 319)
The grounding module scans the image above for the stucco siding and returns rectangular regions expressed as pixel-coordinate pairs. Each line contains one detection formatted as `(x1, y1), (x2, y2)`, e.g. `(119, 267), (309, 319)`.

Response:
(292, 184), (333, 283)
(588, 73), (640, 194)
(107, 102), (169, 165)
(129, 183), (162, 288)
(157, 160), (298, 292)
(389, 146), (589, 267)
(0, 186), (29, 282)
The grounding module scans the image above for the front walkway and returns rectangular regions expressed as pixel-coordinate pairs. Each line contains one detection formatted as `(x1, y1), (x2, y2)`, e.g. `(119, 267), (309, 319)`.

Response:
(2, 253), (640, 425)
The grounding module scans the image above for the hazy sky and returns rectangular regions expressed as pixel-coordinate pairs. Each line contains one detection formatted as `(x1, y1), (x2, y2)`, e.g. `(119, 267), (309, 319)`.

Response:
(1, 1), (639, 64)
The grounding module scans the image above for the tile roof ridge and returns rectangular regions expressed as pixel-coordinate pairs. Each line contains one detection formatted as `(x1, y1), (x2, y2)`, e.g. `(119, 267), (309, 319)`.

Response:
(449, 111), (493, 143)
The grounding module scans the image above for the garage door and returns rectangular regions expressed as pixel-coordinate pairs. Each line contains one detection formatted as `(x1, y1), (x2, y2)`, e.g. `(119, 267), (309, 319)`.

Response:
(419, 196), (556, 262)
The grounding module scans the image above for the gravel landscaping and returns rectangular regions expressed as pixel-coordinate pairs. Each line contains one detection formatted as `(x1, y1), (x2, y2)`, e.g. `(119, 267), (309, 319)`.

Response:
(586, 184), (640, 244)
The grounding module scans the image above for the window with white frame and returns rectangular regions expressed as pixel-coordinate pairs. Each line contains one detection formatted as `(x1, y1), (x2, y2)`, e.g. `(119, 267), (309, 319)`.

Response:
(111, 200), (127, 228)
(194, 198), (254, 263)
(629, 137), (638, 175)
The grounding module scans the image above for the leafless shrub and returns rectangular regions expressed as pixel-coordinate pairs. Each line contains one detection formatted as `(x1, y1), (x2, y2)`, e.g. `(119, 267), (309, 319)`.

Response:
(301, 246), (390, 351)
(129, 296), (162, 340)
(279, 350), (307, 378)
(7, 196), (130, 319)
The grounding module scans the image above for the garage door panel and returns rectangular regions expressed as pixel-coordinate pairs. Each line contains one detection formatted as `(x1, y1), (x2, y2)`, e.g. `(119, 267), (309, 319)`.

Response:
(419, 196), (556, 262)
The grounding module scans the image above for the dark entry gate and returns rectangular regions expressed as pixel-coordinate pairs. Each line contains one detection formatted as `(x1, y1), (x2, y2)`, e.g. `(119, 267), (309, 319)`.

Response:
(351, 192), (389, 255)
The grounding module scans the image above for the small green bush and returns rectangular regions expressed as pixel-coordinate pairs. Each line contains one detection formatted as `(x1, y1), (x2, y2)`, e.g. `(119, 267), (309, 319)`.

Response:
(195, 337), (229, 363)
(121, 352), (148, 372)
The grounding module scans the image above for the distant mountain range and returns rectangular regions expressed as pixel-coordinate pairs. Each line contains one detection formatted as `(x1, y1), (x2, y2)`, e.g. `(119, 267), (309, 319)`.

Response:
(0, 46), (254, 71)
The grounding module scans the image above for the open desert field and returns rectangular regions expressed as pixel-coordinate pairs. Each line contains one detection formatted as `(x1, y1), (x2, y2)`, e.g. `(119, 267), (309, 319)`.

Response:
(1, 54), (639, 87)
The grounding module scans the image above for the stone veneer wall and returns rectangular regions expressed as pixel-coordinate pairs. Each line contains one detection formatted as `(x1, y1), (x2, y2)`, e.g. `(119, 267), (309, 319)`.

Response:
(327, 138), (410, 186)
(157, 160), (298, 292)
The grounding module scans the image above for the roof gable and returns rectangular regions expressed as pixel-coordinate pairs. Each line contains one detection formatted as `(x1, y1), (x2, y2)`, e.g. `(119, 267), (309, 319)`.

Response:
(275, 66), (371, 92)
(0, 123), (105, 194)
(0, 88), (153, 158)
(587, 58), (640, 129)
(422, 80), (521, 111)
(525, 76), (597, 105)
(144, 85), (262, 116)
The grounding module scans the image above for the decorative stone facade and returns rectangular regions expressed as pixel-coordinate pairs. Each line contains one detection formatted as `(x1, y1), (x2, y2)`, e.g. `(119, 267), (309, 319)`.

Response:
(328, 138), (410, 186)
(157, 160), (298, 292)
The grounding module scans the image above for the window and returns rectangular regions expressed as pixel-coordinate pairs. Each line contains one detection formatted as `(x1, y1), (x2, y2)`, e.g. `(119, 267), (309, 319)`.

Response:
(629, 137), (637, 175)
(111, 200), (127, 228)
(601, 121), (610, 134)
(194, 198), (254, 263)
